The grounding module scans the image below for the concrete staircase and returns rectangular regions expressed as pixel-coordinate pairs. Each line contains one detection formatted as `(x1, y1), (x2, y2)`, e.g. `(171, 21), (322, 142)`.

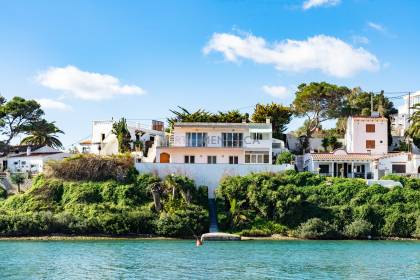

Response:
(208, 198), (219, 233)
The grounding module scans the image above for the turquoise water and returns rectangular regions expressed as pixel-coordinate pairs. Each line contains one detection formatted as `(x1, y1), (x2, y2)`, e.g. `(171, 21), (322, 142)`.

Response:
(0, 240), (419, 279)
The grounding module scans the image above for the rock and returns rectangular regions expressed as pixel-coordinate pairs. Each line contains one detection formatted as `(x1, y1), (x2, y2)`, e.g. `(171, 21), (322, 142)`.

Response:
(201, 232), (241, 241)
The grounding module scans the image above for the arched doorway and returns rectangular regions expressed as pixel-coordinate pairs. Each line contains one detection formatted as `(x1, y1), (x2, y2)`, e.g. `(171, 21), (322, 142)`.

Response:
(160, 153), (170, 163)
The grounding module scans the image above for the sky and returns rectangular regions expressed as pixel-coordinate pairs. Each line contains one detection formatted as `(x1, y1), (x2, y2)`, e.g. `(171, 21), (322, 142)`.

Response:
(0, 0), (419, 149)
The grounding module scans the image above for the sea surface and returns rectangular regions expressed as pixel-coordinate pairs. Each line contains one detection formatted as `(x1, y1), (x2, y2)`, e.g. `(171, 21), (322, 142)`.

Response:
(0, 239), (419, 279)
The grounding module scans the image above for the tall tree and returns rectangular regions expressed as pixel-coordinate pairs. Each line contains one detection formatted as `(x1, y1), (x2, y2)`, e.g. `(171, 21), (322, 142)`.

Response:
(20, 120), (64, 149)
(0, 97), (44, 146)
(406, 103), (420, 148)
(251, 103), (292, 139)
(292, 82), (351, 139)
(112, 118), (132, 153)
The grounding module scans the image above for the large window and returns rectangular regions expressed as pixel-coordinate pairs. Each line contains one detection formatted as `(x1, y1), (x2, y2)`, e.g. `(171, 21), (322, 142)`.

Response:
(392, 164), (406, 174)
(245, 152), (269, 164)
(184, 155), (195, 164)
(207, 156), (217, 164)
(366, 124), (375, 133)
(366, 140), (375, 149)
(229, 156), (239, 164)
(222, 133), (243, 147)
(186, 133), (207, 147)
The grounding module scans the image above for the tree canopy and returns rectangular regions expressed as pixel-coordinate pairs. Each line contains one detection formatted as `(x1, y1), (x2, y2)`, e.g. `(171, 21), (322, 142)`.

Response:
(0, 96), (64, 153)
(21, 120), (64, 149)
(251, 103), (292, 139)
(292, 82), (351, 139)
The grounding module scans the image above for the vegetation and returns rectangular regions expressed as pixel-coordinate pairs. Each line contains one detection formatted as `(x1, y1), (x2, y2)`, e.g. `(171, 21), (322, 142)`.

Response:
(0, 173), (208, 237)
(406, 103), (420, 148)
(168, 106), (249, 129)
(251, 103), (292, 139)
(112, 118), (132, 153)
(0, 96), (63, 152)
(10, 173), (26, 193)
(292, 82), (351, 140)
(321, 135), (343, 152)
(44, 154), (138, 183)
(275, 151), (295, 165)
(20, 119), (64, 149)
(216, 171), (420, 239)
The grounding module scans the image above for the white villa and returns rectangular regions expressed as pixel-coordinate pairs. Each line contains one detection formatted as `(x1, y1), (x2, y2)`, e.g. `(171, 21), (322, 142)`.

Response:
(1, 146), (69, 173)
(156, 120), (285, 164)
(304, 115), (420, 179)
(79, 119), (166, 162)
(391, 91), (420, 137)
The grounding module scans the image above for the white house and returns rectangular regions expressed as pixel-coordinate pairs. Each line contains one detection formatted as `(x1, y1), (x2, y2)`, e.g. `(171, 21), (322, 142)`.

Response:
(304, 116), (420, 179)
(156, 121), (278, 164)
(79, 119), (166, 162)
(5, 146), (69, 173)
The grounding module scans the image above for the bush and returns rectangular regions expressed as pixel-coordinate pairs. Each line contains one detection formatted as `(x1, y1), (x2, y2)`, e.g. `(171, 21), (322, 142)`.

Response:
(275, 151), (295, 165)
(239, 228), (271, 237)
(296, 218), (337, 239)
(343, 219), (373, 239)
(156, 205), (208, 237)
(44, 154), (136, 183)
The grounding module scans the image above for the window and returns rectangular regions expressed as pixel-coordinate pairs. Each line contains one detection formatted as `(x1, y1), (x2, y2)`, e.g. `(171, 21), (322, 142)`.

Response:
(366, 124), (375, 133)
(251, 133), (263, 140)
(222, 133), (243, 147)
(392, 164), (406, 174)
(229, 156), (238, 164)
(101, 133), (105, 141)
(366, 140), (375, 149)
(319, 164), (329, 174)
(245, 152), (269, 164)
(184, 155), (195, 164)
(207, 156), (217, 164)
(186, 133), (207, 147)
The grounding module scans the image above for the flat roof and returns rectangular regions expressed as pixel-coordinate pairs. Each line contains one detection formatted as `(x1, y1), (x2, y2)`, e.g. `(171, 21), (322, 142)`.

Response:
(174, 122), (271, 129)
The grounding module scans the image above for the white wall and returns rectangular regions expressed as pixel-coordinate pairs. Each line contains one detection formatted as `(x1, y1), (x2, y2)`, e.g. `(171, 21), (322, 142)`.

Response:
(7, 153), (69, 173)
(135, 163), (294, 198)
(346, 118), (388, 155)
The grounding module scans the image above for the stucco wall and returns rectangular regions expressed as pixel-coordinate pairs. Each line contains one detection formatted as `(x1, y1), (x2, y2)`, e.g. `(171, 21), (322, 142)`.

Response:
(135, 163), (293, 198)
(347, 118), (388, 155)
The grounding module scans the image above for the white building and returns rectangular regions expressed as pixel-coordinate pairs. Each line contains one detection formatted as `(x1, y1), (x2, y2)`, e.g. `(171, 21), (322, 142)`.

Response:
(156, 121), (283, 164)
(304, 116), (420, 179)
(391, 91), (420, 137)
(4, 146), (69, 173)
(79, 119), (166, 162)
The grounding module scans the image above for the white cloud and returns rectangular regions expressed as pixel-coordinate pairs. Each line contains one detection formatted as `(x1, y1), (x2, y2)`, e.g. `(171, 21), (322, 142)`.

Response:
(368, 22), (386, 32)
(262, 85), (290, 98)
(36, 98), (72, 111)
(203, 33), (379, 78)
(302, 0), (340, 10)
(352, 35), (369, 45)
(36, 65), (145, 101)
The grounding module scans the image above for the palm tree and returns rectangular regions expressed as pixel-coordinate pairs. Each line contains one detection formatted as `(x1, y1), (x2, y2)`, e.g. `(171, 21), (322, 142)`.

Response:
(406, 103), (420, 147)
(20, 120), (64, 149)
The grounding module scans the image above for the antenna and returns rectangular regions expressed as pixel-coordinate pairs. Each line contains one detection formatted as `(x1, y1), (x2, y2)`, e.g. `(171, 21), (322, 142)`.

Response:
(370, 92), (373, 116)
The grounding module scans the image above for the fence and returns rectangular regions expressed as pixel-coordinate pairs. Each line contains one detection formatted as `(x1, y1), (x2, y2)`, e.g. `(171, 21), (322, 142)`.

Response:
(135, 163), (293, 198)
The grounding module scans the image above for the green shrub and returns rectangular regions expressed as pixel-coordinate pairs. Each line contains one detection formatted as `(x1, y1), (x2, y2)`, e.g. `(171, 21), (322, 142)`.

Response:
(239, 228), (271, 237)
(275, 151), (295, 165)
(156, 205), (208, 237)
(343, 219), (373, 239)
(382, 212), (416, 237)
(0, 186), (7, 199)
(296, 218), (337, 239)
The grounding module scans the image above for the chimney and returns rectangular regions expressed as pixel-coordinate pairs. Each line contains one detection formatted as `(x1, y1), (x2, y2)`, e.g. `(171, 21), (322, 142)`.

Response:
(266, 118), (271, 124)
(26, 146), (31, 156)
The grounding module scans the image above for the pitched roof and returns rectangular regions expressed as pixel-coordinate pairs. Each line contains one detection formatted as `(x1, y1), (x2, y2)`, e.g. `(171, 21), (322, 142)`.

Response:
(310, 153), (380, 161)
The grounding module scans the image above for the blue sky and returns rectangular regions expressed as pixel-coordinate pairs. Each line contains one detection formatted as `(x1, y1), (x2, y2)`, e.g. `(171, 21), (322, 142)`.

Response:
(1, 0), (419, 148)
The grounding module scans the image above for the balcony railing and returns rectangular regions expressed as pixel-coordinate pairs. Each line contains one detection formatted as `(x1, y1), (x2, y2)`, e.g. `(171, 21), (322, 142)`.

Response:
(317, 172), (373, 179)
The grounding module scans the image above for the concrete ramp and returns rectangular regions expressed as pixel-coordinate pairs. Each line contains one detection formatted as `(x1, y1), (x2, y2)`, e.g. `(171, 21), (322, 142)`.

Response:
(201, 232), (241, 241)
